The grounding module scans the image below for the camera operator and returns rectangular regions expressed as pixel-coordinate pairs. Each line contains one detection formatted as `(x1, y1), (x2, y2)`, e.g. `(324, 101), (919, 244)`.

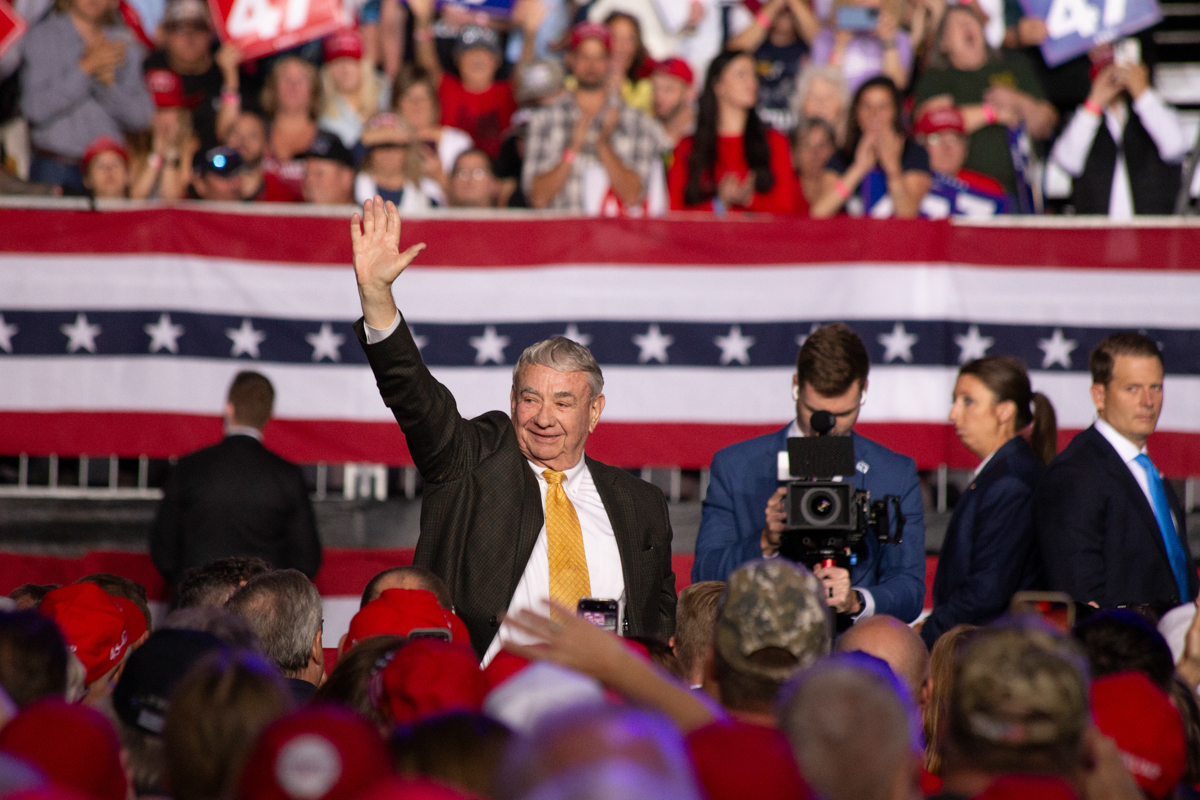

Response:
(692, 323), (925, 623)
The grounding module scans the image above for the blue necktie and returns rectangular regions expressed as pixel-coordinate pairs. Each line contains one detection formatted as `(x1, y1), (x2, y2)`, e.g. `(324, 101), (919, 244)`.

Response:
(1135, 453), (1190, 600)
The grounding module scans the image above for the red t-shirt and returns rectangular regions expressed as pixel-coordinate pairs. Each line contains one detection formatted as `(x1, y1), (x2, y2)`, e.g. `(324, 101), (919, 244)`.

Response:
(254, 171), (301, 202)
(685, 720), (814, 800)
(438, 75), (516, 160)
(668, 128), (807, 216)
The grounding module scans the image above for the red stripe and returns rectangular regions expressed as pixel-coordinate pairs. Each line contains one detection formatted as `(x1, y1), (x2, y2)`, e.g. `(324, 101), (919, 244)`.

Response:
(0, 548), (694, 603)
(3, 209), (1200, 270)
(3, 412), (1200, 474)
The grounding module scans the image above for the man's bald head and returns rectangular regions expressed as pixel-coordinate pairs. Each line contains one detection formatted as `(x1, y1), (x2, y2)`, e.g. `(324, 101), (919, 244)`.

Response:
(837, 616), (930, 702)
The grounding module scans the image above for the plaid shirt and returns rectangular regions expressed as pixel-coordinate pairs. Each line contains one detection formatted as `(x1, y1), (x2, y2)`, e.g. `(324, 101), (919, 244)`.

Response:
(522, 93), (671, 213)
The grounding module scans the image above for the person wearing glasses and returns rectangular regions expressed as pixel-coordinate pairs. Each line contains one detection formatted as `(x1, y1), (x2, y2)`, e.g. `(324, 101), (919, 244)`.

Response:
(447, 149), (500, 208)
(692, 323), (926, 625)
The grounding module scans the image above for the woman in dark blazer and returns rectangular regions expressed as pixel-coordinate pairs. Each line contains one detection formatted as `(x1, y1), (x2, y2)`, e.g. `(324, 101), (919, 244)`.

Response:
(920, 356), (1057, 648)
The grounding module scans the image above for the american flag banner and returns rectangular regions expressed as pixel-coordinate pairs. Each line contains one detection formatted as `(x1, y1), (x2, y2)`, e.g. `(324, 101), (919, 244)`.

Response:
(2, 205), (1199, 475)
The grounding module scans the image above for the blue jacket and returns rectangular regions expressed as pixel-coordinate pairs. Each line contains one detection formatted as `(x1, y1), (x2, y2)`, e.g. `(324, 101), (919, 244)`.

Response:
(921, 436), (1041, 647)
(693, 426), (926, 622)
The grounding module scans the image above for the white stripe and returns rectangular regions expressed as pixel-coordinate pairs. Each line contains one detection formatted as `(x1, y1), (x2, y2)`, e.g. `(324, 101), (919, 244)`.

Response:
(4, 255), (1200, 327)
(4, 359), (1200, 432)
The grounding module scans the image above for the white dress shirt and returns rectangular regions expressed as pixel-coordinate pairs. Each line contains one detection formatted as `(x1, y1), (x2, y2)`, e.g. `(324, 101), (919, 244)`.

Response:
(1094, 417), (1156, 510)
(781, 419), (876, 620)
(481, 458), (625, 665)
(1048, 90), (1188, 220)
(364, 314), (626, 667)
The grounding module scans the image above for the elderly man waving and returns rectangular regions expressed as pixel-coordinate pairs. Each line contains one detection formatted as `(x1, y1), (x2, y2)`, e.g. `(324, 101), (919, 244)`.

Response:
(350, 197), (676, 664)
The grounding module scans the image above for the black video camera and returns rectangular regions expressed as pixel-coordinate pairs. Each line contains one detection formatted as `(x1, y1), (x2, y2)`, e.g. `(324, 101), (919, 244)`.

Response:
(777, 411), (905, 570)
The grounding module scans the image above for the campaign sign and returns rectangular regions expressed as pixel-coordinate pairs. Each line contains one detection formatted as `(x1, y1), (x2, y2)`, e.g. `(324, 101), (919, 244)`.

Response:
(436, 0), (515, 17)
(0, 0), (27, 61)
(209, 0), (349, 60)
(1019, 0), (1161, 66)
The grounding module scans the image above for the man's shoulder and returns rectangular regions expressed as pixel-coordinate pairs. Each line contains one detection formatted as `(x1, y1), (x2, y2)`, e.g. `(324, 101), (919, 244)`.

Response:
(711, 427), (788, 468)
(586, 456), (664, 504)
(1047, 425), (1108, 469)
(852, 431), (916, 474)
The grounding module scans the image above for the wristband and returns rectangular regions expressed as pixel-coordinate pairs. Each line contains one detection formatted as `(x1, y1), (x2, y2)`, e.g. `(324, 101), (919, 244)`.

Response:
(834, 177), (852, 201)
(755, 10), (772, 27)
(562, 149), (576, 165)
(1083, 99), (1103, 117)
(148, 153), (164, 170)
(220, 89), (240, 105)
(981, 103), (998, 124)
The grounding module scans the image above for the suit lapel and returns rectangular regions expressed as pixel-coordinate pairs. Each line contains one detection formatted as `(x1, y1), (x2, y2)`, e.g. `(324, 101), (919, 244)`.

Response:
(1088, 428), (1170, 565)
(587, 456), (643, 610)
(511, 462), (545, 592)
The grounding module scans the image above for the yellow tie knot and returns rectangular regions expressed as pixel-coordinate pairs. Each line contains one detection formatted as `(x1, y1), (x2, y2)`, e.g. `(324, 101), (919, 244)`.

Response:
(543, 470), (566, 486)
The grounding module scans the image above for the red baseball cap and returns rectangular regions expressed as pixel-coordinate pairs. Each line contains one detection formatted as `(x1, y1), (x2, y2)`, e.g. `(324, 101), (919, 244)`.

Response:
(237, 705), (392, 800)
(974, 775), (1079, 800)
(323, 28), (363, 62)
(80, 137), (129, 177)
(686, 720), (815, 800)
(482, 650), (532, 691)
(345, 589), (470, 651)
(370, 638), (487, 726)
(113, 596), (149, 644)
(569, 22), (611, 51)
(652, 57), (694, 86)
(915, 106), (965, 136)
(1091, 671), (1187, 800)
(145, 68), (187, 108)
(0, 699), (128, 800)
(38, 583), (133, 685)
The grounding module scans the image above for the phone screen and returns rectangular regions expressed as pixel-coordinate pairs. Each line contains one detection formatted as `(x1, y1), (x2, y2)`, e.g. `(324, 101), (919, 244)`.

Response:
(577, 598), (620, 633)
(836, 6), (879, 31)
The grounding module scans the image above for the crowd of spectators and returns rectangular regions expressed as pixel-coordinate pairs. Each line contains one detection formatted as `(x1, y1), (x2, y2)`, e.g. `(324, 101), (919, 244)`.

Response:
(3, 556), (1200, 800)
(0, 0), (1195, 216)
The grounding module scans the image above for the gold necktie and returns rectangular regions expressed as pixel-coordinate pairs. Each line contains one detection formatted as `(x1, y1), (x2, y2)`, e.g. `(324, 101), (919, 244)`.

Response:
(544, 469), (591, 612)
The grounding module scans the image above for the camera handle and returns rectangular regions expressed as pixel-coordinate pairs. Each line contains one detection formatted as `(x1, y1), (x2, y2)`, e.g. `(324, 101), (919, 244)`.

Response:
(870, 495), (906, 545)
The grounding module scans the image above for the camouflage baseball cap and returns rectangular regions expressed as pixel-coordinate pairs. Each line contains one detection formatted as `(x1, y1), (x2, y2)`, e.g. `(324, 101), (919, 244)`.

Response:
(715, 559), (831, 682)
(950, 622), (1089, 753)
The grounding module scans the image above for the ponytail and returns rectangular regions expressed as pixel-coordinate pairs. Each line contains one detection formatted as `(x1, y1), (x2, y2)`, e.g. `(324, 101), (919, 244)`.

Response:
(1029, 391), (1058, 466)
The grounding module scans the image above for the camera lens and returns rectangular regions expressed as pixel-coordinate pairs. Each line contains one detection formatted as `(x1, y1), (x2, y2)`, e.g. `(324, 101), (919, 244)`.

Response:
(801, 487), (842, 527)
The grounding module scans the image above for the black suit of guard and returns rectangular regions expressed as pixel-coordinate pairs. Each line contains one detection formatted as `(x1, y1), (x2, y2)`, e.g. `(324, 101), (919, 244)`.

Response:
(355, 315), (677, 658)
(151, 434), (322, 590)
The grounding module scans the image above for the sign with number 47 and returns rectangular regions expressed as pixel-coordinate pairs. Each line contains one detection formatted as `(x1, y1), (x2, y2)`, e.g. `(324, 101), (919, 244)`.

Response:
(1019, 0), (1161, 66)
(208, 0), (349, 60)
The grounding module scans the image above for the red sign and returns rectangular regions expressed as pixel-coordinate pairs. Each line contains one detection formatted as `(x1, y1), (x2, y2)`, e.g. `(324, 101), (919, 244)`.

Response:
(207, 0), (348, 60)
(0, 0), (27, 61)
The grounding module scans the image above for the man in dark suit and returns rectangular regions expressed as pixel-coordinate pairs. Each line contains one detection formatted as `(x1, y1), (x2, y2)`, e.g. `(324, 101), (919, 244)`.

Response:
(692, 324), (926, 624)
(150, 372), (321, 592)
(349, 197), (676, 661)
(1034, 332), (1196, 609)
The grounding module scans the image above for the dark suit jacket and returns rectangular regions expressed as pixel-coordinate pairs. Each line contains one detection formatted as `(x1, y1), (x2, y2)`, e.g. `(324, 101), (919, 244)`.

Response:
(921, 436), (1042, 647)
(356, 317), (676, 658)
(150, 434), (322, 589)
(1033, 425), (1196, 608)
(692, 426), (926, 622)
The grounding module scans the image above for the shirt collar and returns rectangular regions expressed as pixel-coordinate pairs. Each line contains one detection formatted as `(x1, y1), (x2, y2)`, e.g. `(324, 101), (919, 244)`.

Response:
(530, 455), (588, 494)
(1094, 417), (1148, 463)
(786, 419), (804, 438)
(225, 425), (263, 442)
(972, 449), (997, 479)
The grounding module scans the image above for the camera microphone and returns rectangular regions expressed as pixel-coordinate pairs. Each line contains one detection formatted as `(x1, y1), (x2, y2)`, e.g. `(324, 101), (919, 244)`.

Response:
(811, 410), (835, 436)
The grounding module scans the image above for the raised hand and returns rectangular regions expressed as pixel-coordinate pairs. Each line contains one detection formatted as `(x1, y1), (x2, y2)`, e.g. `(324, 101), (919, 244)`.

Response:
(350, 197), (426, 329)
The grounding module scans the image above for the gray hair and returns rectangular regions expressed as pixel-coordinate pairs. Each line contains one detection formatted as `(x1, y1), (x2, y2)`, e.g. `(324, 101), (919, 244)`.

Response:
(512, 338), (604, 401)
(791, 64), (850, 138)
(779, 656), (918, 800)
(497, 704), (698, 800)
(224, 570), (322, 676)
